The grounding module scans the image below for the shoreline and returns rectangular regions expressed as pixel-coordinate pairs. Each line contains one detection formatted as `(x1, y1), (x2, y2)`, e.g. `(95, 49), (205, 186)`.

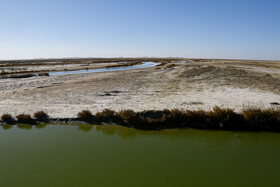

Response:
(1, 107), (279, 132)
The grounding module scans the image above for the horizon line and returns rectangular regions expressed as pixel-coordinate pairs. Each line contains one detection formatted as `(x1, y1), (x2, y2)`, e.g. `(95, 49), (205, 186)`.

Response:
(0, 56), (279, 62)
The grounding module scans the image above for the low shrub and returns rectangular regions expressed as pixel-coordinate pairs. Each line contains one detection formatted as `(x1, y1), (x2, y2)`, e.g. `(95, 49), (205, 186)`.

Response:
(16, 114), (34, 124)
(95, 109), (119, 122)
(157, 62), (167, 66)
(192, 59), (203, 62)
(1, 114), (14, 124)
(34, 111), (49, 122)
(242, 108), (280, 131)
(116, 110), (137, 125)
(3, 106), (279, 131)
(160, 109), (186, 128)
(166, 64), (176, 68)
(140, 110), (164, 119)
(77, 110), (93, 121)
(38, 72), (49, 76)
(207, 106), (244, 130)
(10, 74), (34, 79)
(185, 110), (208, 129)
(105, 61), (142, 68)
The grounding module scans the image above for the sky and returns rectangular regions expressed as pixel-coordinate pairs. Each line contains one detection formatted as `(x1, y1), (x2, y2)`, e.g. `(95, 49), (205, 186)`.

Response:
(0, 0), (280, 60)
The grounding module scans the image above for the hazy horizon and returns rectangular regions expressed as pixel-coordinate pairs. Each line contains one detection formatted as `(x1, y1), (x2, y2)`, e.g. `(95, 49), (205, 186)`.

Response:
(1, 56), (279, 61)
(1, 0), (279, 60)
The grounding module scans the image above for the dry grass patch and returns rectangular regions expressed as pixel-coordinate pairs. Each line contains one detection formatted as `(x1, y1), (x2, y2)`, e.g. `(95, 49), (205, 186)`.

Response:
(16, 114), (34, 124)
(242, 108), (280, 130)
(1, 114), (14, 124)
(105, 61), (142, 68)
(117, 110), (138, 125)
(34, 111), (49, 122)
(77, 110), (93, 121)
(95, 109), (120, 122)
(166, 64), (176, 68)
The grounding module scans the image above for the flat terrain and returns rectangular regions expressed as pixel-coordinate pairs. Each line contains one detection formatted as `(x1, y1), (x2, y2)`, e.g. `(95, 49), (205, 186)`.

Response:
(0, 58), (279, 117)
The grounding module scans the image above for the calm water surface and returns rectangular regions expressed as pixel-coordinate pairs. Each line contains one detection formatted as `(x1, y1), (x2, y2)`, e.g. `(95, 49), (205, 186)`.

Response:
(0, 125), (279, 186)
(49, 62), (159, 75)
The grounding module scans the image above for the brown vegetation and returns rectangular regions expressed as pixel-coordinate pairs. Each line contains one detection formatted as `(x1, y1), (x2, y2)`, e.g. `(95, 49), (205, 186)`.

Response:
(166, 64), (176, 68)
(33, 111), (49, 122)
(95, 109), (119, 122)
(16, 114), (34, 124)
(105, 61), (142, 68)
(243, 108), (279, 130)
(1, 108), (279, 131)
(1, 114), (14, 124)
(77, 110), (93, 121)
(91, 107), (280, 131)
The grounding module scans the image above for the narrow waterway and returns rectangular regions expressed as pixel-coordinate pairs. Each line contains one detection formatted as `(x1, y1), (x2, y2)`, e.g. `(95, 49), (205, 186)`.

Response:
(49, 62), (159, 76)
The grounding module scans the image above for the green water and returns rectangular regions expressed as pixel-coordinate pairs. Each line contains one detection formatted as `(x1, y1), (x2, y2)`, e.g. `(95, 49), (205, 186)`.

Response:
(0, 124), (279, 187)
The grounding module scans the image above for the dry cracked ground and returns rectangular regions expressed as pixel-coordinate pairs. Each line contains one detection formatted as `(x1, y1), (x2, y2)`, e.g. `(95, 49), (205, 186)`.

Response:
(0, 59), (279, 118)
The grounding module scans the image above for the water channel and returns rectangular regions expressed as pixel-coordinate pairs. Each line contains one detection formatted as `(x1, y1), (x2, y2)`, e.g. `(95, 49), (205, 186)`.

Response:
(49, 62), (159, 76)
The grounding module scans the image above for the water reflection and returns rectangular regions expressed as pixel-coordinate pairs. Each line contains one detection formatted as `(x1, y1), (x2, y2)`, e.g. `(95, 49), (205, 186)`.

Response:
(3, 123), (279, 148)
(2, 125), (13, 130)
(78, 124), (93, 132)
(17, 124), (33, 130)
(95, 125), (137, 139)
(94, 125), (244, 144)
(35, 124), (47, 129)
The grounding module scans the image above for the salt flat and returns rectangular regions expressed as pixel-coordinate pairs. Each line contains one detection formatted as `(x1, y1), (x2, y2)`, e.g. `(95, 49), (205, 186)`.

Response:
(0, 58), (279, 117)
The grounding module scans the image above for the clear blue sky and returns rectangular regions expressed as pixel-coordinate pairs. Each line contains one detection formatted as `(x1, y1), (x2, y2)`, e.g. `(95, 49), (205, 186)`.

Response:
(0, 0), (279, 60)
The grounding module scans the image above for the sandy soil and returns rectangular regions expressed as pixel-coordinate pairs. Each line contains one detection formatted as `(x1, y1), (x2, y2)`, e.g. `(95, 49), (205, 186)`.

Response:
(0, 59), (279, 118)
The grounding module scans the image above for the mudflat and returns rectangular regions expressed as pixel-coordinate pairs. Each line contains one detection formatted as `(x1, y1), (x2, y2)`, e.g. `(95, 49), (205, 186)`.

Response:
(0, 58), (279, 118)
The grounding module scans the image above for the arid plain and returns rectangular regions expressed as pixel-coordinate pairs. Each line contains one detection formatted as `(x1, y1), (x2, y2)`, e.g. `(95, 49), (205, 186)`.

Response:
(0, 58), (279, 118)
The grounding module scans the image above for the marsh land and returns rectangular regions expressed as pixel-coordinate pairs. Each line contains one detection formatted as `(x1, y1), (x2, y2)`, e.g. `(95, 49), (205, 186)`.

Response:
(0, 58), (279, 118)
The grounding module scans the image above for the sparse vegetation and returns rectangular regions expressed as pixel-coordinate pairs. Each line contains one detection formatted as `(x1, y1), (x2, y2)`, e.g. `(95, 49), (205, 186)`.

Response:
(1, 106), (279, 131)
(117, 110), (139, 126)
(1, 114), (14, 124)
(156, 61), (168, 66)
(95, 109), (120, 122)
(38, 72), (49, 76)
(166, 64), (176, 68)
(94, 107), (280, 131)
(34, 111), (49, 122)
(77, 110), (93, 121)
(243, 108), (280, 131)
(192, 59), (204, 62)
(105, 61), (142, 68)
(207, 106), (243, 130)
(9, 74), (34, 79)
(16, 114), (34, 124)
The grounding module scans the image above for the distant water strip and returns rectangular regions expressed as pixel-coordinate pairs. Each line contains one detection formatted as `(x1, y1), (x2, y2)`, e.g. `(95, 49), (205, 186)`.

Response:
(49, 62), (159, 76)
